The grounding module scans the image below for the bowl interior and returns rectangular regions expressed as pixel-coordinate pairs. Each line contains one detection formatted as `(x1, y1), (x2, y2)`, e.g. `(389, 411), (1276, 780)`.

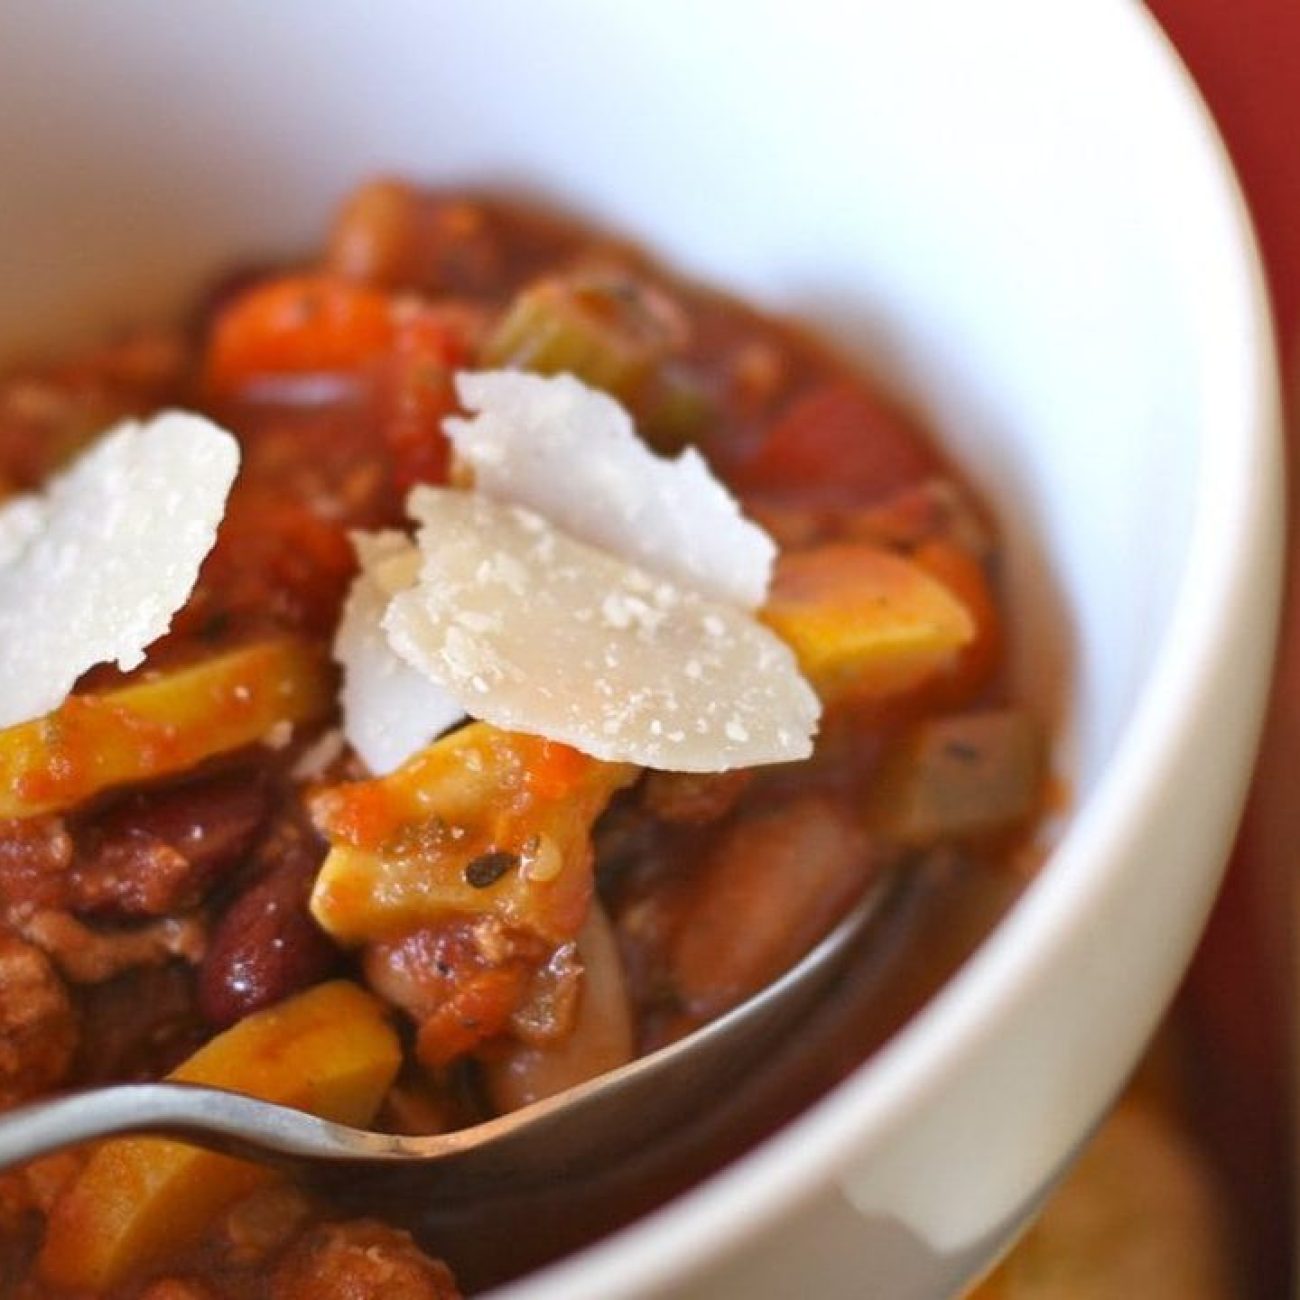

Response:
(0, 3), (1229, 805)
(0, 1), (1217, 792)
(0, 3), (1276, 1296)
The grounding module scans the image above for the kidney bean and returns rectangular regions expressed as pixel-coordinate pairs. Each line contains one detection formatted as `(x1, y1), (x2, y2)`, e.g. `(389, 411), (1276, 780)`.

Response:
(75, 961), (206, 1084)
(197, 821), (338, 1029)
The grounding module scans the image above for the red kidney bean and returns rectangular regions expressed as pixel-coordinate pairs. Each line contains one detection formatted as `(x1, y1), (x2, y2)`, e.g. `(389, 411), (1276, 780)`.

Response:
(197, 820), (338, 1028)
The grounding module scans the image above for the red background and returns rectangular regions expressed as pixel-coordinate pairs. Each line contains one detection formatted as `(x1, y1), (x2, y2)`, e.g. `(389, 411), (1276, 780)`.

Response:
(1147, 3), (1296, 1294)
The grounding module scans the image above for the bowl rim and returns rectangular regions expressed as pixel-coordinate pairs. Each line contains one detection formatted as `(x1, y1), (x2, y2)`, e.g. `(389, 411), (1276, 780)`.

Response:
(495, 6), (1283, 1298)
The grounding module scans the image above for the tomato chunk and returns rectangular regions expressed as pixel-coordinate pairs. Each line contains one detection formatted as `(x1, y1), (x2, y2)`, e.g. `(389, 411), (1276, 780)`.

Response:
(738, 382), (938, 505)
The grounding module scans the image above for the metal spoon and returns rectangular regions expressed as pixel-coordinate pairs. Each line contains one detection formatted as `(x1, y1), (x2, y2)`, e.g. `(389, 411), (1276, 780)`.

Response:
(0, 874), (898, 1192)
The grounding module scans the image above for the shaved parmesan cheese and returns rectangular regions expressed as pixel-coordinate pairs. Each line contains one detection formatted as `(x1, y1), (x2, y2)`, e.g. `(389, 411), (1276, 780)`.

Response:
(445, 370), (776, 608)
(334, 530), (464, 773)
(384, 488), (818, 771)
(0, 497), (45, 569)
(0, 412), (239, 729)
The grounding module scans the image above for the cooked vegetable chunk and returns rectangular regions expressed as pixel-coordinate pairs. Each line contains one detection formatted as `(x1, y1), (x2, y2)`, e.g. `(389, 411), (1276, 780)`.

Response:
(482, 272), (685, 402)
(867, 709), (1043, 844)
(666, 795), (875, 1025)
(38, 981), (401, 1291)
(0, 639), (332, 818)
(204, 276), (397, 395)
(483, 903), (635, 1112)
(761, 543), (975, 707)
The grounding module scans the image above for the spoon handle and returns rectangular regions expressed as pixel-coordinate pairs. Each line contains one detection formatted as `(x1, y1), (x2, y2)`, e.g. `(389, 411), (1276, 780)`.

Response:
(0, 1083), (416, 1169)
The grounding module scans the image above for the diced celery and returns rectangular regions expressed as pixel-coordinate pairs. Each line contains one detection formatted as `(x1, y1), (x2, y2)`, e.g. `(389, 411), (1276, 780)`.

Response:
(867, 709), (1044, 844)
(481, 272), (685, 402)
(638, 367), (717, 453)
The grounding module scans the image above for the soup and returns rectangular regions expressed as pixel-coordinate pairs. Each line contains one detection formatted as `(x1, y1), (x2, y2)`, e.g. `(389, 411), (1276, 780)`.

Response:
(0, 181), (1046, 1297)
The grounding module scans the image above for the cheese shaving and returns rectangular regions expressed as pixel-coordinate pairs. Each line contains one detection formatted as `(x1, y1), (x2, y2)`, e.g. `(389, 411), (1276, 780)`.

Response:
(445, 369), (776, 608)
(383, 488), (818, 771)
(0, 412), (239, 729)
(334, 530), (464, 774)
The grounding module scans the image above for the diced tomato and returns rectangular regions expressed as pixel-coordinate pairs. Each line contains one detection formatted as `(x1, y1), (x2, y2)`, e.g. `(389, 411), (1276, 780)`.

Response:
(376, 303), (484, 493)
(205, 275), (485, 495)
(525, 740), (593, 802)
(737, 382), (938, 506)
(415, 961), (535, 1068)
(193, 490), (359, 637)
(912, 538), (1002, 704)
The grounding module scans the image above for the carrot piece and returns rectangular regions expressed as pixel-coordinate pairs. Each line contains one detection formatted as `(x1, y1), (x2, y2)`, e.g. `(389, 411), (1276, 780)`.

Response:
(525, 740), (592, 802)
(204, 275), (396, 395)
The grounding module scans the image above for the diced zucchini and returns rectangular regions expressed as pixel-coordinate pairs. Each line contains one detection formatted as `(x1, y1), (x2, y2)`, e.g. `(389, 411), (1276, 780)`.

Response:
(761, 542), (975, 707)
(0, 639), (332, 818)
(39, 981), (399, 1292)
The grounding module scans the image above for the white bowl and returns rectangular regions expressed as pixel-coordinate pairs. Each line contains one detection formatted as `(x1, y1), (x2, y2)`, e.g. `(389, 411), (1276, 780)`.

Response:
(0, 2), (1281, 1296)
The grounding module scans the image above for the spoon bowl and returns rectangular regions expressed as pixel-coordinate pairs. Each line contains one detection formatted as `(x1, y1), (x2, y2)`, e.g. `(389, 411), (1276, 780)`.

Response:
(0, 876), (899, 1192)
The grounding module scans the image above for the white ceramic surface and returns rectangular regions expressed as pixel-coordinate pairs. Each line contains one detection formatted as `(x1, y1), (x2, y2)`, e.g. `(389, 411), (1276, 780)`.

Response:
(0, 2), (1281, 1297)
